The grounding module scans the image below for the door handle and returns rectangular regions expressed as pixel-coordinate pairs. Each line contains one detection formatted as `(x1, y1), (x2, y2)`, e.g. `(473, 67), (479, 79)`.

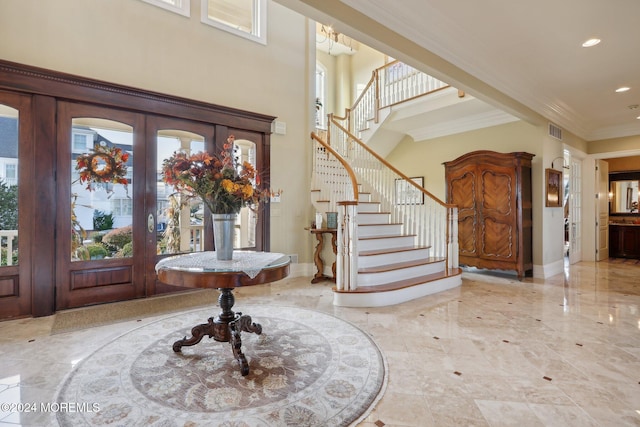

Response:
(148, 213), (155, 234)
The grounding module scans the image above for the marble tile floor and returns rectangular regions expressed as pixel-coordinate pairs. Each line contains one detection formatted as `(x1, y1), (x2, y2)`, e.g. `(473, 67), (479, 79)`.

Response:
(1, 259), (640, 426)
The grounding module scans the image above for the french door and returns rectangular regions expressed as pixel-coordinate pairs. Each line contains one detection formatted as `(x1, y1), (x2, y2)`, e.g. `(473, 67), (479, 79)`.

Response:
(0, 91), (33, 318)
(145, 118), (270, 295)
(144, 116), (214, 295)
(55, 107), (273, 309)
(569, 157), (583, 264)
(55, 102), (146, 310)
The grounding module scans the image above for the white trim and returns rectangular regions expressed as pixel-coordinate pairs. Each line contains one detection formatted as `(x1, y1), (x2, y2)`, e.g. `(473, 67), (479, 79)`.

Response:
(139, 0), (190, 17)
(533, 260), (564, 279)
(200, 0), (267, 45)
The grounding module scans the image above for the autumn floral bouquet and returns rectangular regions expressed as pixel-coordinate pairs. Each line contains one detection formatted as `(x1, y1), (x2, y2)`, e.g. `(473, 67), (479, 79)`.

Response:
(161, 136), (269, 214)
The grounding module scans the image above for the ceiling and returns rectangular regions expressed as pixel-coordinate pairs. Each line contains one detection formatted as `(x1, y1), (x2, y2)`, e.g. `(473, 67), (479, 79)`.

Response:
(278, 0), (640, 142)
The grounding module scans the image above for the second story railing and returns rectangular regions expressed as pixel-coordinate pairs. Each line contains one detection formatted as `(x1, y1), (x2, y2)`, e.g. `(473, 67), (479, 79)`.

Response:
(339, 60), (449, 138)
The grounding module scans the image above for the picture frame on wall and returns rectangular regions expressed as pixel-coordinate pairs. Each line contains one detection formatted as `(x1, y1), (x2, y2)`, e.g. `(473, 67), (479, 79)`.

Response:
(395, 176), (424, 205)
(545, 168), (562, 207)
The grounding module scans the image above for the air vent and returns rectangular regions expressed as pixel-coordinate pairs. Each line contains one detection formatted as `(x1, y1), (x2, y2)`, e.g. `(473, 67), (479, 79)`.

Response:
(548, 123), (563, 140)
(288, 254), (298, 263)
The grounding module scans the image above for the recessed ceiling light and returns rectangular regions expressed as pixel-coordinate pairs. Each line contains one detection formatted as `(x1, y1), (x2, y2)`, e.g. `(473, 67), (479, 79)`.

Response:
(582, 38), (601, 47)
(616, 87), (631, 93)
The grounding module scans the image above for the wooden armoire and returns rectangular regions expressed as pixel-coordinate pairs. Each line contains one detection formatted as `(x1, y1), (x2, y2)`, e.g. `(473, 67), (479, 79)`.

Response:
(444, 151), (534, 279)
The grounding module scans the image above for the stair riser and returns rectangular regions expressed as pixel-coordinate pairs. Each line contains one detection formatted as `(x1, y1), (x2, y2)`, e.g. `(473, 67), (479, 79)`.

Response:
(358, 193), (372, 202)
(358, 248), (431, 268)
(358, 224), (402, 237)
(333, 275), (462, 308)
(357, 204), (381, 213)
(358, 236), (415, 251)
(358, 261), (445, 286)
(358, 213), (390, 224)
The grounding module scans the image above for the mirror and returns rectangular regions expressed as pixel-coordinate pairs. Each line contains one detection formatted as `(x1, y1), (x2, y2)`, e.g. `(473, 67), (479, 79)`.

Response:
(609, 176), (640, 215)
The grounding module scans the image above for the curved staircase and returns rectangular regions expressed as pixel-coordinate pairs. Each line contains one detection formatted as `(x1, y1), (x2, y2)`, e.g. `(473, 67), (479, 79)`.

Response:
(310, 140), (461, 307)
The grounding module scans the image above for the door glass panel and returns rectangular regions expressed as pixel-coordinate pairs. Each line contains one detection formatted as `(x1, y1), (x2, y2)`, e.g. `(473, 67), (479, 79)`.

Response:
(71, 118), (133, 261)
(0, 105), (19, 266)
(156, 130), (206, 254)
(234, 138), (258, 249)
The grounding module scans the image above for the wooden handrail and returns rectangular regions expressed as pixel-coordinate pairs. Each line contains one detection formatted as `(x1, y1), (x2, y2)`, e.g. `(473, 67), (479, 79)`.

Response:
(329, 117), (455, 209)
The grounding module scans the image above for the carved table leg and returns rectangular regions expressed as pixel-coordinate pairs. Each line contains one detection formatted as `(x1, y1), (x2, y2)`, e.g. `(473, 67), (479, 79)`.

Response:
(172, 287), (262, 376)
(311, 231), (325, 283)
(229, 315), (262, 376)
(330, 231), (337, 282)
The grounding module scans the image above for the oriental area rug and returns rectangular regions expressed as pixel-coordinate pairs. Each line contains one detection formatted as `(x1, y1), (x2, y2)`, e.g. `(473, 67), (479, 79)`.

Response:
(55, 305), (386, 426)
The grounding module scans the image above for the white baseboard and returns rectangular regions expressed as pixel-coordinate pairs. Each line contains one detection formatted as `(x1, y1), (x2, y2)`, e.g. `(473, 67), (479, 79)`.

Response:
(533, 259), (565, 279)
(289, 262), (315, 278)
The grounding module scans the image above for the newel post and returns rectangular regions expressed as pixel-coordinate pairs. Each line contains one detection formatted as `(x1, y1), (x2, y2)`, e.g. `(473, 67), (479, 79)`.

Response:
(337, 201), (358, 291)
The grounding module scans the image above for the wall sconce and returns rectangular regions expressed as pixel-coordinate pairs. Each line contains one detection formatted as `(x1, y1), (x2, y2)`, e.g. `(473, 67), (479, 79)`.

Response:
(608, 191), (614, 201)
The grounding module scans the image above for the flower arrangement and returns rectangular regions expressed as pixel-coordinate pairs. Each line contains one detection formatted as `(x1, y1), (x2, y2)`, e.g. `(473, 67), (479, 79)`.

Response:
(75, 143), (129, 192)
(161, 136), (269, 214)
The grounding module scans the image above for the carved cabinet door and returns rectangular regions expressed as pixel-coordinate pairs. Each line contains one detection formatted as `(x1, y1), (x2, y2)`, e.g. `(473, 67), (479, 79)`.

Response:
(448, 164), (478, 257)
(477, 165), (517, 262)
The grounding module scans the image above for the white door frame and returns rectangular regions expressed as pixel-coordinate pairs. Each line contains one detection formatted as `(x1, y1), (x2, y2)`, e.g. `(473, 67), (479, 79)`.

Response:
(582, 148), (640, 262)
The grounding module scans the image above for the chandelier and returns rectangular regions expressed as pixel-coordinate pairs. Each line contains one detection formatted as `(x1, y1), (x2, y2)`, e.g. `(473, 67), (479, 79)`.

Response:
(316, 24), (354, 55)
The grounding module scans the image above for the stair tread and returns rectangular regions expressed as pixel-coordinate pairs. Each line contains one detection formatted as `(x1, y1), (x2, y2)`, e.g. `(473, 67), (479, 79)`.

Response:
(359, 233), (416, 240)
(359, 245), (431, 256)
(359, 211), (389, 214)
(359, 222), (402, 227)
(334, 268), (462, 293)
(359, 257), (444, 274)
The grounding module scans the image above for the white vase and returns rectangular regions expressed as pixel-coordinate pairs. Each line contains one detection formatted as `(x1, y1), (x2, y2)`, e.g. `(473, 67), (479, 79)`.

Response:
(315, 212), (323, 229)
(212, 213), (236, 260)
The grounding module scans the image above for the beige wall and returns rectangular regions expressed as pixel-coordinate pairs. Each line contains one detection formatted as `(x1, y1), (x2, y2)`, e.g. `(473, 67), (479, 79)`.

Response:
(0, 0), (316, 262)
(316, 43), (385, 116)
(385, 120), (564, 272)
(589, 135), (640, 155)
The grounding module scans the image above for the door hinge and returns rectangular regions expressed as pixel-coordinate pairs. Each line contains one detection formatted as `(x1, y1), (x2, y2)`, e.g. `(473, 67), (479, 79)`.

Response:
(595, 193), (599, 199)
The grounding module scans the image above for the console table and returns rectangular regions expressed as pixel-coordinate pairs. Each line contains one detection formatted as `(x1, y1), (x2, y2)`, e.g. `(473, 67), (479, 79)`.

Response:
(155, 251), (290, 376)
(306, 228), (337, 283)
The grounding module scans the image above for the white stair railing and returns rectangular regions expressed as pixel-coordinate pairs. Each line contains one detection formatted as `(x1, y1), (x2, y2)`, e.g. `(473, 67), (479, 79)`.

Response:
(311, 134), (359, 291)
(342, 60), (449, 138)
(327, 117), (458, 270)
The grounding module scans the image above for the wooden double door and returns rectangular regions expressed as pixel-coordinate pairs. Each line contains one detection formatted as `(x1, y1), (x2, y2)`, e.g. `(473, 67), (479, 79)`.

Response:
(444, 151), (533, 279)
(55, 104), (270, 310)
(0, 62), (273, 319)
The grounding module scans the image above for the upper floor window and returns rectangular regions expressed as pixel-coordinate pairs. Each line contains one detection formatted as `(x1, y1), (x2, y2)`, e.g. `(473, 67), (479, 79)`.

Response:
(315, 63), (327, 129)
(201, 0), (267, 45)
(139, 0), (190, 17)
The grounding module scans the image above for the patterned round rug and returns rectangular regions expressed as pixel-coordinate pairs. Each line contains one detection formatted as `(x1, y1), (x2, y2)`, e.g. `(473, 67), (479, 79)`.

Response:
(56, 305), (386, 426)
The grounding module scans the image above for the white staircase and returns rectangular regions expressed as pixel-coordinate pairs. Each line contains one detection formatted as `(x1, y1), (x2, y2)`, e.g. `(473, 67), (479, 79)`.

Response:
(336, 188), (460, 307)
(309, 60), (465, 307)
(310, 146), (461, 307)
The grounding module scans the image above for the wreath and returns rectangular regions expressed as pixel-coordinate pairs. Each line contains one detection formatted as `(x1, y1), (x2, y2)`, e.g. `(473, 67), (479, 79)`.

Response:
(76, 144), (129, 192)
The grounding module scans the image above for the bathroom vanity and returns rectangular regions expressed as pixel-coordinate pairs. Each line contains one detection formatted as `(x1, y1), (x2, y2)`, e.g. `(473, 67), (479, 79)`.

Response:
(609, 172), (640, 259)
